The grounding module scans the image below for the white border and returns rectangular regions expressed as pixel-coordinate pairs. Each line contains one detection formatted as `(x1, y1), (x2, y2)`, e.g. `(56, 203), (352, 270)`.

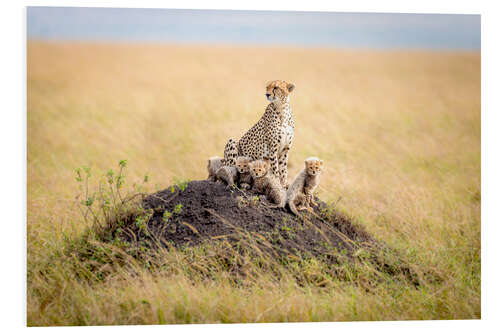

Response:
(2, 0), (497, 332)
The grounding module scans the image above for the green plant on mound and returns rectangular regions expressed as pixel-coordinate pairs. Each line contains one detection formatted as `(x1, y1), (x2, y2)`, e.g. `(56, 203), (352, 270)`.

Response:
(172, 177), (190, 192)
(74, 160), (151, 238)
(66, 161), (158, 281)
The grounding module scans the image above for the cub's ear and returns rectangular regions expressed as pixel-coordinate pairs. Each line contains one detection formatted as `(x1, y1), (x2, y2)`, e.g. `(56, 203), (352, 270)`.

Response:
(319, 160), (324, 166)
(287, 83), (295, 93)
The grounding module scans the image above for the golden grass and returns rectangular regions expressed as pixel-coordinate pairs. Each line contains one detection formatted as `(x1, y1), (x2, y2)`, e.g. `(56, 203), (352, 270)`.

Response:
(27, 41), (480, 325)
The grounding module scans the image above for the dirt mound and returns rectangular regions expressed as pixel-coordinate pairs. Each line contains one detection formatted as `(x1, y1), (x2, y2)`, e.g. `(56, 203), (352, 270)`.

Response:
(127, 180), (376, 262)
(81, 179), (422, 286)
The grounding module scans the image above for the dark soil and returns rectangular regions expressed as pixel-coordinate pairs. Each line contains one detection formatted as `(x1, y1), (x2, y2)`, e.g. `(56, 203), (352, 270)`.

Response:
(83, 179), (425, 286)
(130, 180), (376, 262)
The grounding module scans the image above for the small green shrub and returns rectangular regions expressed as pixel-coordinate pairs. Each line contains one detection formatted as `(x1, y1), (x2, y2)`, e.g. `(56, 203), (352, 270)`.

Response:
(173, 177), (190, 192)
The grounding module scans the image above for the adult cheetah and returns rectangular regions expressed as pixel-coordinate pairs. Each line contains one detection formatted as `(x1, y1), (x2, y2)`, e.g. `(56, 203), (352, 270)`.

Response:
(223, 80), (295, 188)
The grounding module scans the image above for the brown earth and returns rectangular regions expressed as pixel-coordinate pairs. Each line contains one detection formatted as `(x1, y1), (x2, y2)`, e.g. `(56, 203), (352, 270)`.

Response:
(84, 179), (421, 286)
(129, 180), (376, 263)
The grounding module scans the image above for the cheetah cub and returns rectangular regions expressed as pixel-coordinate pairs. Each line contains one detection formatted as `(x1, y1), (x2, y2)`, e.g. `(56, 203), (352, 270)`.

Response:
(234, 156), (253, 189)
(207, 156), (236, 186)
(207, 156), (224, 182)
(249, 159), (286, 208)
(215, 164), (238, 186)
(287, 157), (324, 215)
(216, 156), (253, 188)
(208, 156), (253, 188)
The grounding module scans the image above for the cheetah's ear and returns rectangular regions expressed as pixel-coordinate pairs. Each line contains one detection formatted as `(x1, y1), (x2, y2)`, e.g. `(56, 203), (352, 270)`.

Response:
(319, 160), (324, 166)
(287, 83), (295, 93)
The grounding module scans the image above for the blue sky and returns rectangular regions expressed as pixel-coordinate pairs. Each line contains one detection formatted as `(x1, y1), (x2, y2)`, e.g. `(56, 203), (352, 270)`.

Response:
(27, 7), (481, 50)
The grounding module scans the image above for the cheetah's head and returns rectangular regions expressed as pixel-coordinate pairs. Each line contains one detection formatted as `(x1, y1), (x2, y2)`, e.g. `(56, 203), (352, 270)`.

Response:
(235, 156), (252, 174)
(265, 80), (295, 105)
(249, 159), (271, 179)
(305, 157), (324, 176)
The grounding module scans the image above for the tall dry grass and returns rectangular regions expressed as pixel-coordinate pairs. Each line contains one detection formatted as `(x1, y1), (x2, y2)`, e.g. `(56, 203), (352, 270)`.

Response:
(27, 41), (480, 325)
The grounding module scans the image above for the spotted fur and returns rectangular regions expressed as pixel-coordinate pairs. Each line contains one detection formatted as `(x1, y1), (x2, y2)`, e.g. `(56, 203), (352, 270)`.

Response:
(223, 80), (295, 188)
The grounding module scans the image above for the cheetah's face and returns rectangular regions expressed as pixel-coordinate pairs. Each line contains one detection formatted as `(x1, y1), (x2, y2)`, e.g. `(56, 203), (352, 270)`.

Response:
(305, 159), (324, 176)
(249, 160), (270, 178)
(235, 157), (251, 173)
(265, 80), (295, 104)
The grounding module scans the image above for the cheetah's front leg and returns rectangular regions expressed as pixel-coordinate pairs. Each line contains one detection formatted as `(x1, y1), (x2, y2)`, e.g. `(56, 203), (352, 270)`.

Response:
(266, 131), (281, 182)
(268, 154), (280, 181)
(278, 148), (289, 189)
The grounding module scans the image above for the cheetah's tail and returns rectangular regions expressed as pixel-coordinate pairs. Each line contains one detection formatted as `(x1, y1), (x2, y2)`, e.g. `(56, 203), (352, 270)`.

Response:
(223, 138), (239, 166)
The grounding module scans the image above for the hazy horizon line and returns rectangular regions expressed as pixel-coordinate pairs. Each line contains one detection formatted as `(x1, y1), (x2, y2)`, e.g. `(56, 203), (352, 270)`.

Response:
(26, 38), (481, 53)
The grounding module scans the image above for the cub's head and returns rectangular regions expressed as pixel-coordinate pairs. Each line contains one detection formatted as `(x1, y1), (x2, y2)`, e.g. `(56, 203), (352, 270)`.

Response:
(249, 159), (271, 179)
(305, 157), (324, 176)
(265, 80), (295, 105)
(235, 156), (252, 174)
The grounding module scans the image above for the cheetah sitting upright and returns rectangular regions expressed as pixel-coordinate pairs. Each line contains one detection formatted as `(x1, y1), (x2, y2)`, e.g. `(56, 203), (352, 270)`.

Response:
(223, 80), (295, 188)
